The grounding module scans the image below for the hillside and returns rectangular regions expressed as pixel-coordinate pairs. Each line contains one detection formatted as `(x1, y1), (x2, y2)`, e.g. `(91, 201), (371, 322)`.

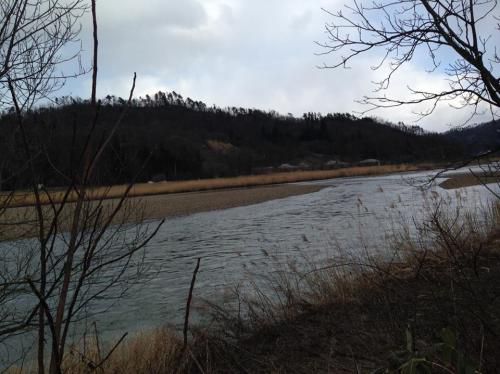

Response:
(445, 119), (500, 155)
(0, 92), (465, 190)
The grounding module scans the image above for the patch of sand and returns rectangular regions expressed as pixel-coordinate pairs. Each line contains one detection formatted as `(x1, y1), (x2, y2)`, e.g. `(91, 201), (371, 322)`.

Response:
(0, 184), (324, 241)
(439, 173), (500, 189)
(134, 184), (323, 220)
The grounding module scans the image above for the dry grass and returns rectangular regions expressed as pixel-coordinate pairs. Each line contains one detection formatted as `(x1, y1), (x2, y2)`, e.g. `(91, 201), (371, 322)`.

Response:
(8, 328), (183, 374)
(63, 327), (182, 374)
(1, 164), (421, 207)
(0, 195), (148, 241)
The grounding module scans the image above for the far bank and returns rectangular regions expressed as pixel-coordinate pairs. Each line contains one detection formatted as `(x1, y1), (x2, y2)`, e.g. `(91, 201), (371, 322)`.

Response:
(2, 163), (430, 207)
(0, 163), (435, 241)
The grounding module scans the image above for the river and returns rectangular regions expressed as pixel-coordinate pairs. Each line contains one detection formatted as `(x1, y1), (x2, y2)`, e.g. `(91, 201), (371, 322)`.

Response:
(94, 169), (494, 334)
(1, 169), (496, 365)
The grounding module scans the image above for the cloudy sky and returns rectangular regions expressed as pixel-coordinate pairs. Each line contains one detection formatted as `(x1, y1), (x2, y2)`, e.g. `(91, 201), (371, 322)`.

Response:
(62, 0), (499, 132)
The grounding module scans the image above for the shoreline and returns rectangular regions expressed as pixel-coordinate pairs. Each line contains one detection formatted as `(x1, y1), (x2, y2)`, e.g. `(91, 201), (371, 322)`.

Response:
(1, 163), (426, 208)
(0, 184), (324, 241)
(129, 183), (324, 221)
(439, 172), (500, 189)
(0, 163), (438, 241)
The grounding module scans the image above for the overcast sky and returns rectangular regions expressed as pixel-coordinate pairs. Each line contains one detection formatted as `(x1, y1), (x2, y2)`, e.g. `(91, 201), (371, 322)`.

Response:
(61, 0), (499, 132)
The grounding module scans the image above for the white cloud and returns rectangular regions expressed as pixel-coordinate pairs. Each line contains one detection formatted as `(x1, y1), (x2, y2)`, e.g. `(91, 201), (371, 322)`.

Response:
(98, 0), (208, 30)
(62, 0), (498, 132)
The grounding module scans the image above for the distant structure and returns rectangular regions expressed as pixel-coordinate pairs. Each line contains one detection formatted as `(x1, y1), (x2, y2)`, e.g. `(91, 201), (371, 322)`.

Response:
(325, 160), (350, 169)
(298, 162), (312, 170)
(252, 166), (275, 175)
(359, 159), (381, 166)
(151, 173), (167, 182)
(278, 163), (299, 172)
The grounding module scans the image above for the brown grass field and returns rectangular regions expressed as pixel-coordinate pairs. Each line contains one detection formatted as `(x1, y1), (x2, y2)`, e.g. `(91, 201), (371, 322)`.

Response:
(1, 163), (424, 208)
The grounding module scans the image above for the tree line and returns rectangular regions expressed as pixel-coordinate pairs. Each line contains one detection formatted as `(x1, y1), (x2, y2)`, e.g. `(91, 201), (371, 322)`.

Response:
(0, 91), (466, 190)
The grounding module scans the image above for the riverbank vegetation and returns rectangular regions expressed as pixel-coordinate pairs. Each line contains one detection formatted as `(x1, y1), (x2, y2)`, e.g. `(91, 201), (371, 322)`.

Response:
(34, 193), (500, 373)
(0, 97), (465, 192)
(0, 164), (425, 241)
(2, 163), (423, 207)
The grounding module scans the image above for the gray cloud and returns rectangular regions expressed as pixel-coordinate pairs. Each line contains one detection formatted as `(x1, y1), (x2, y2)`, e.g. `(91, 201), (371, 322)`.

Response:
(62, 0), (498, 132)
(99, 0), (208, 30)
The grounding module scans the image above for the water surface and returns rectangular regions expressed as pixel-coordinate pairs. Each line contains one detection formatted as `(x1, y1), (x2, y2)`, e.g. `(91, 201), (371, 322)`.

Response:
(1, 169), (496, 364)
(101, 170), (493, 333)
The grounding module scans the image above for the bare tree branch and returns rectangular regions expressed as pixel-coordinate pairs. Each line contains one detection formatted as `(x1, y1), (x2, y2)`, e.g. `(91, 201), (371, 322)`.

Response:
(319, 0), (500, 121)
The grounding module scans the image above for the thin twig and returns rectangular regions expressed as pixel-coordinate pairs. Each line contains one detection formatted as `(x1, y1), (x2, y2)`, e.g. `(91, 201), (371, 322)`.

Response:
(94, 332), (128, 370)
(184, 258), (201, 350)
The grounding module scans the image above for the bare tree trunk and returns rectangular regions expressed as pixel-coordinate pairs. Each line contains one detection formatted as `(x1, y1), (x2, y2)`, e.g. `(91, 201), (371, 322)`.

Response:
(0, 3), (164, 373)
(91, 0), (98, 106)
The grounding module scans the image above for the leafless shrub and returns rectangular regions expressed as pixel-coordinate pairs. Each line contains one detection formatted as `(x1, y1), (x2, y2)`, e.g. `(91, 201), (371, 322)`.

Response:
(0, 2), (164, 373)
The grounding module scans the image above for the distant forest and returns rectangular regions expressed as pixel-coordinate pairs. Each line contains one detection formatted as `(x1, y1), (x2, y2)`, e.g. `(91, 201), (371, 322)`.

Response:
(0, 91), (487, 190)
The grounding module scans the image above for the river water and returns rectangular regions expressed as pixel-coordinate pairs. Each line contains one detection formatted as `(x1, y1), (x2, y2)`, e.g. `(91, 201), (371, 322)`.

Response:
(95, 169), (494, 334)
(1, 169), (497, 364)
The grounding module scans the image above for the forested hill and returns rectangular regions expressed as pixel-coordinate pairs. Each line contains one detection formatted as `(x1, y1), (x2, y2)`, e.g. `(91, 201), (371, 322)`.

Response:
(445, 120), (500, 154)
(0, 92), (465, 189)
